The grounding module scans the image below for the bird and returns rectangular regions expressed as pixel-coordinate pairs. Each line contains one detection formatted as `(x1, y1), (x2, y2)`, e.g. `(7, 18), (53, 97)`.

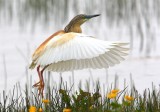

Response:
(29, 14), (129, 97)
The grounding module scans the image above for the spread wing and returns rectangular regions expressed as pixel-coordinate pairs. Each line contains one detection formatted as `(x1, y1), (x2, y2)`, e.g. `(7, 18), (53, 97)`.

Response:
(29, 30), (65, 69)
(32, 32), (129, 72)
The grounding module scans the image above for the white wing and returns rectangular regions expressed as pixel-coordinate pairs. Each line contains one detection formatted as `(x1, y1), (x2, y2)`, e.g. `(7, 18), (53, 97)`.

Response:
(36, 33), (129, 72)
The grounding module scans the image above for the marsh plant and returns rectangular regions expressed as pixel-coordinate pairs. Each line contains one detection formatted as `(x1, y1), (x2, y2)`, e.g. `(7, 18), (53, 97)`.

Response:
(0, 77), (159, 112)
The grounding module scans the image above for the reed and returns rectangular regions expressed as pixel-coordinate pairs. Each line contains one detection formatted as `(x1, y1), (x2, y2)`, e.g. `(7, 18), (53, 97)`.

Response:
(0, 75), (159, 112)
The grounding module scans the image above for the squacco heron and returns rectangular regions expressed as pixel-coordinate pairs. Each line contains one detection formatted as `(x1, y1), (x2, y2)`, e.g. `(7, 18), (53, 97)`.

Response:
(29, 14), (129, 97)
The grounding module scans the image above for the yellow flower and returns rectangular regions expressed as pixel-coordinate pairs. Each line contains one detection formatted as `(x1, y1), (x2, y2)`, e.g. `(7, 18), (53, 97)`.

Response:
(111, 89), (119, 94)
(107, 93), (117, 99)
(42, 99), (50, 104)
(125, 95), (134, 101)
(29, 106), (36, 112)
(89, 105), (93, 110)
(39, 108), (43, 112)
(106, 89), (119, 99)
(63, 108), (72, 112)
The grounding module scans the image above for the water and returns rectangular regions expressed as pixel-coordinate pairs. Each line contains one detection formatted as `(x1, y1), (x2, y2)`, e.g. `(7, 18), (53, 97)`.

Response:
(0, 0), (160, 94)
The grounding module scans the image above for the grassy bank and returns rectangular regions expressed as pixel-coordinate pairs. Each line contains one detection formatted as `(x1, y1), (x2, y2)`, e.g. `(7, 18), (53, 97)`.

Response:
(0, 77), (159, 112)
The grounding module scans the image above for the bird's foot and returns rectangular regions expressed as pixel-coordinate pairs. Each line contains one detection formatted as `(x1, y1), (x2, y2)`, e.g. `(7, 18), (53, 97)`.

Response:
(33, 81), (40, 87)
(33, 81), (44, 98)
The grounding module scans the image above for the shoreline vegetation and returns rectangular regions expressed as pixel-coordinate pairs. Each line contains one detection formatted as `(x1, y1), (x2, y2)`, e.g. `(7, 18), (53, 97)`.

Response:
(0, 76), (159, 112)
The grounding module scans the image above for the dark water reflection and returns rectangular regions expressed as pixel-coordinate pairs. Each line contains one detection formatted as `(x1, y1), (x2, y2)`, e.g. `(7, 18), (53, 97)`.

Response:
(0, 0), (160, 55)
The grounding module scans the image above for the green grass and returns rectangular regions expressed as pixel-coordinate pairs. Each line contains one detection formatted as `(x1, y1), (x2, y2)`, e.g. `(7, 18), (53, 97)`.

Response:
(0, 77), (160, 112)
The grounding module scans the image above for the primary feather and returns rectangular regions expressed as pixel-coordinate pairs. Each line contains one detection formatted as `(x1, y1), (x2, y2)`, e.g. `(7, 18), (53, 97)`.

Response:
(30, 32), (129, 72)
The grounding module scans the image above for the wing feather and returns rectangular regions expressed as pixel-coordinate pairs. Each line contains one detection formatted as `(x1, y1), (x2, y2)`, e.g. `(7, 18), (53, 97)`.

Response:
(32, 32), (129, 71)
(111, 48), (128, 56)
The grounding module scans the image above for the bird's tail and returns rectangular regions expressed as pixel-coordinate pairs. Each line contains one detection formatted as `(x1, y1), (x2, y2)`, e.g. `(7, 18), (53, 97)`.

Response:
(29, 62), (36, 69)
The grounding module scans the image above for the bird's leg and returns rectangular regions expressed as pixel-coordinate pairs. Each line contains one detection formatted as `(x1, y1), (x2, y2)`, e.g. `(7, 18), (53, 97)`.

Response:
(38, 65), (49, 97)
(33, 65), (41, 87)
(32, 65), (49, 97)
(38, 67), (45, 97)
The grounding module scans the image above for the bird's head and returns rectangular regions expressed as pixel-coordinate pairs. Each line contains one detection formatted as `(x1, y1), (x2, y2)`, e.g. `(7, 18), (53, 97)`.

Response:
(64, 14), (100, 33)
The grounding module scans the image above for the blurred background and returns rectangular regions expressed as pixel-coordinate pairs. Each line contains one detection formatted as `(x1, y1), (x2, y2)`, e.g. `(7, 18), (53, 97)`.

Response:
(0, 0), (160, 93)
